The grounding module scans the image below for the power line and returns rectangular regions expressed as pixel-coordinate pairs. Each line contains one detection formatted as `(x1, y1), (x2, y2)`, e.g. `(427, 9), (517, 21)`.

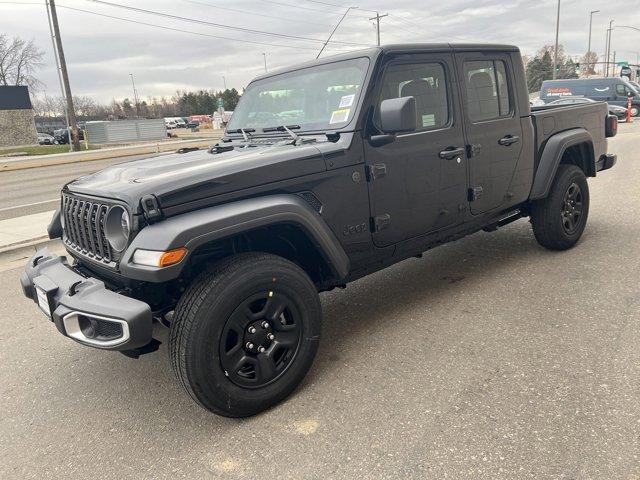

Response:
(258, 0), (360, 16)
(179, 0), (333, 28)
(83, 0), (370, 46)
(301, 0), (377, 14)
(51, 4), (333, 51)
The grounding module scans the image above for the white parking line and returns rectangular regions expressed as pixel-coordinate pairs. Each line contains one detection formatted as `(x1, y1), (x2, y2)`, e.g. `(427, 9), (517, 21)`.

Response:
(0, 199), (59, 212)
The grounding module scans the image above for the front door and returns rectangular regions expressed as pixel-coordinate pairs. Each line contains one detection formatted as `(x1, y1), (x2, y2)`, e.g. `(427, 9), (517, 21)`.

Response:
(364, 53), (468, 247)
(455, 53), (523, 214)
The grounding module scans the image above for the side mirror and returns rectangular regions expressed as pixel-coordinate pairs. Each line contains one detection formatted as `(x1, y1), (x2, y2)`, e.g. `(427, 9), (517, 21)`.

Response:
(380, 96), (417, 134)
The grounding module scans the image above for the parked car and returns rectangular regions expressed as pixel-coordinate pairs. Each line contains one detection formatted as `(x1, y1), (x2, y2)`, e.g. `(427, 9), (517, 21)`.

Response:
(546, 96), (629, 120)
(37, 133), (56, 145)
(628, 80), (640, 93)
(53, 128), (85, 144)
(21, 43), (617, 418)
(185, 121), (200, 129)
(540, 77), (640, 116)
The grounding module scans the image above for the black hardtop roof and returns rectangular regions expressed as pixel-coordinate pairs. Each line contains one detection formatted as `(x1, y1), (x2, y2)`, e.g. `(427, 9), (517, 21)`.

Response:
(252, 43), (520, 82)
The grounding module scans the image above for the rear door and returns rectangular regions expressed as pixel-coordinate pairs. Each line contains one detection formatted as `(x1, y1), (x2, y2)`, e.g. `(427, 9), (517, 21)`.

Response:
(364, 52), (468, 247)
(455, 52), (523, 214)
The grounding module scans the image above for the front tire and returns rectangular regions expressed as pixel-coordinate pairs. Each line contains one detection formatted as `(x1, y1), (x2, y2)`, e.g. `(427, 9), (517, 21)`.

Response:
(531, 164), (590, 250)
(169, 253), (322, 417)
(630, 105), (639, 117)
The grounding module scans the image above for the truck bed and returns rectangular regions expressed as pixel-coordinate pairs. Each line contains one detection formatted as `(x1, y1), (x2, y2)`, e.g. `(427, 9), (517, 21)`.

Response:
(530, 102), (609, 167)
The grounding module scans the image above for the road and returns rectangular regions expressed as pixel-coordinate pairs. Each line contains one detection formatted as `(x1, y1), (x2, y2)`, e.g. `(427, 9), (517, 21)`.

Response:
(1, 124), (639, 479)
(0, 154), (159, 221)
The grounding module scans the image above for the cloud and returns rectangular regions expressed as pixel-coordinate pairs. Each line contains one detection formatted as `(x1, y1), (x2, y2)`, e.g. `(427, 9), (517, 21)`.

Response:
(3, 0), (639, 103)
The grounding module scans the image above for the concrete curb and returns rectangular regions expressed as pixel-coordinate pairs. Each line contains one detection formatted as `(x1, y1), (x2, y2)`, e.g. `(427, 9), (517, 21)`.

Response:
(0, 235), (51, 254)
(0, 137), (220, 172)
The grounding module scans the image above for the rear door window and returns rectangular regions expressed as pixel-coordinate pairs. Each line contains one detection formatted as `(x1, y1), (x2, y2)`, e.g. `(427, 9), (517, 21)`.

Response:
(463, 60), (512, 122)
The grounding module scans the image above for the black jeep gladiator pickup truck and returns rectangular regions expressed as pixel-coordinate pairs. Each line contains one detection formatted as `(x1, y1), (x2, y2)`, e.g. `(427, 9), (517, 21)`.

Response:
(21, 44), (617, 417)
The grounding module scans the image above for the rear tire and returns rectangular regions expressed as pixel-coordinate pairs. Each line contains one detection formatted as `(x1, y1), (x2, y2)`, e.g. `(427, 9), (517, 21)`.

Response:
(531, 164), (589, 251)
(169, 253), (322, 417)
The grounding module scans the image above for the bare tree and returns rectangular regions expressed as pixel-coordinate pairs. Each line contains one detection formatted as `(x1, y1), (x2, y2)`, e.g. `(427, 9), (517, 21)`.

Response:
(0, 34), (44, 89)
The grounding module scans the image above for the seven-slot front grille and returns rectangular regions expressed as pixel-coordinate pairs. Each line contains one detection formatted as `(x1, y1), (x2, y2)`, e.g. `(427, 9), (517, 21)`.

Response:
(62, 193), (116, 264)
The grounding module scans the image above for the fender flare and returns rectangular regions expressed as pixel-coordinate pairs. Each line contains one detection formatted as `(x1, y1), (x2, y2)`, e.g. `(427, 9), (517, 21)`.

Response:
(529, 128), (596, 201)
(119, 194), (350, 283)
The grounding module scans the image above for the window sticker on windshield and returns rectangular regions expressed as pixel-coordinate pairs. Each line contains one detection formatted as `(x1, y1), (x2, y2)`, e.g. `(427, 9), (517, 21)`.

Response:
(330, 108), (350, 124)
(339, 94), (355, 108)
(422, 114), (435, 127)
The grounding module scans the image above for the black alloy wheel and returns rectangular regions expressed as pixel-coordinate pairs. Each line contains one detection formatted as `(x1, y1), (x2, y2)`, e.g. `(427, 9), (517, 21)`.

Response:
(169, 252), (322, 417)
(561, 182), (584, 235)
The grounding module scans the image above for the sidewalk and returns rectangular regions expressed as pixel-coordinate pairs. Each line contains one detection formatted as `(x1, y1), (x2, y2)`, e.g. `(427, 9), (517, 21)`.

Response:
(0, 210), (53, 253)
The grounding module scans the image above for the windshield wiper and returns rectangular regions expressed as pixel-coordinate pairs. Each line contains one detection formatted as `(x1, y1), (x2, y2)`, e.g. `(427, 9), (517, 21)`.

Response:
(262, 124), (301, 144)
(227, 128), (255, 143)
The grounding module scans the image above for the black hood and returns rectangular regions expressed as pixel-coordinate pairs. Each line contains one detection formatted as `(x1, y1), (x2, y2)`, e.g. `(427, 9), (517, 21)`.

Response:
(66, 140), (327, 211)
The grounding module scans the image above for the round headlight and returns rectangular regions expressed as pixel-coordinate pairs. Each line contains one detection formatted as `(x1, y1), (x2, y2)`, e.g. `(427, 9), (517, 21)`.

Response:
(105, 205), (130, 252)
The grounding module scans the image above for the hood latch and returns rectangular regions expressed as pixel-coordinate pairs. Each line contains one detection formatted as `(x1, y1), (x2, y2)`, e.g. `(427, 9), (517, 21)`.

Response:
(141, 194), (162, 223)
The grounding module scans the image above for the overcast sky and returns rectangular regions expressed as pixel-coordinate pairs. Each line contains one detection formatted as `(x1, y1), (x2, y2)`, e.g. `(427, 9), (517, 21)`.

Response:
(3, 0), (640, 103)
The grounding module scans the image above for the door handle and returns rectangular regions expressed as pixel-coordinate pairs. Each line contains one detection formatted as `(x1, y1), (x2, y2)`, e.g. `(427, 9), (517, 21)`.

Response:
(498, 135), (520, 146)
(438, 146), (465, 160)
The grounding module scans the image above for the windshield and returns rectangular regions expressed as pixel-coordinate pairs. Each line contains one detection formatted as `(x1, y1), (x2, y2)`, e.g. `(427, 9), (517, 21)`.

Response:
(227, 57), (369, 133)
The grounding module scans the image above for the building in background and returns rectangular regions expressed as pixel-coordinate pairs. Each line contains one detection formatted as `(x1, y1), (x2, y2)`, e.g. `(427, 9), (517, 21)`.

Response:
(0, 86), (38, 147)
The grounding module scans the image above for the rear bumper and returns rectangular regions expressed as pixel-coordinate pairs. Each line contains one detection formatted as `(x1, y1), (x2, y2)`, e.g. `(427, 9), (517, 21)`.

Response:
(20, 248), (153, 351)
(596, 154), (616, 172)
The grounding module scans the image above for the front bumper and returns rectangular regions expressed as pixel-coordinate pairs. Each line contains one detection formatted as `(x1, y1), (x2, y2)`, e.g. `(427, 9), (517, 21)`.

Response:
(20, 248), (153, 350)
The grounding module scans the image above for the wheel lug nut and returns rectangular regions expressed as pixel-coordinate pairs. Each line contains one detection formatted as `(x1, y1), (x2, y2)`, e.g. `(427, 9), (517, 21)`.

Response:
(261, 321), (269, 329)
(246, 342), (254, 350)
(258, 346), (266, 353)
(267, 333), (275, 340)
(248, 326), (256, 334)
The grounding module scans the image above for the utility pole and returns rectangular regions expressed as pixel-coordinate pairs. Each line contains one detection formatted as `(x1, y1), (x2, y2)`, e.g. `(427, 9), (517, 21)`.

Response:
(222, 75), (227, 90)
(129, 73), (140, 118)
(586, 10), (599, 78)
(262, 53), (267, 73)
(48, 0), (80, 151)
(45, 0), (71, 151)
(552, 0), (561, 80)
(368, 11), (388, 46)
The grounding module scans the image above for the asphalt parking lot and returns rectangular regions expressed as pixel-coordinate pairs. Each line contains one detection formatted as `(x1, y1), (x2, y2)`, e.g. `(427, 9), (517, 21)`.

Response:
(1, 123), (639, 479)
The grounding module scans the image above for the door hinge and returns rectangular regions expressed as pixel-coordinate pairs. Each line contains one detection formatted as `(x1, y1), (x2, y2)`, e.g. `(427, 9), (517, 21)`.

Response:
(466, 144), (481, 158)
(366, 163), (387, 181)
(468, 186), (484, 202)
(371, 213), (391, 232)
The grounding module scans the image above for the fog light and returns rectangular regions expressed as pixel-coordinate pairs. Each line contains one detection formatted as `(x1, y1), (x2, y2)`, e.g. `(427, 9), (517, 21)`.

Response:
(132, 247), (187, 267)
(78, 315), (97, 339)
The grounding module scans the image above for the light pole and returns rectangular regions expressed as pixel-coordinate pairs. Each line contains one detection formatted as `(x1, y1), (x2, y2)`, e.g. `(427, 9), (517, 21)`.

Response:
(222, 75), (227, 90)
(552, 0), (561, 79)
(316, 6), (358, 59)
(586, 10), (599, 78)
(605, 20), (614, 76)
(129, 73), (140, 118)
(262, 53), (267, 73)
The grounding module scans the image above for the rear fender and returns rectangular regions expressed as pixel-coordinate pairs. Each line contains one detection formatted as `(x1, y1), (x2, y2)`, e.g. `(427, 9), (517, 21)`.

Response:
(529, 128), (595, 201)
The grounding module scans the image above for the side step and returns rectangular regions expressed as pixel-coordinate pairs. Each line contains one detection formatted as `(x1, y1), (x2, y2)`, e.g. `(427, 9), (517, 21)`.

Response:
(482, 210), (524, 232)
